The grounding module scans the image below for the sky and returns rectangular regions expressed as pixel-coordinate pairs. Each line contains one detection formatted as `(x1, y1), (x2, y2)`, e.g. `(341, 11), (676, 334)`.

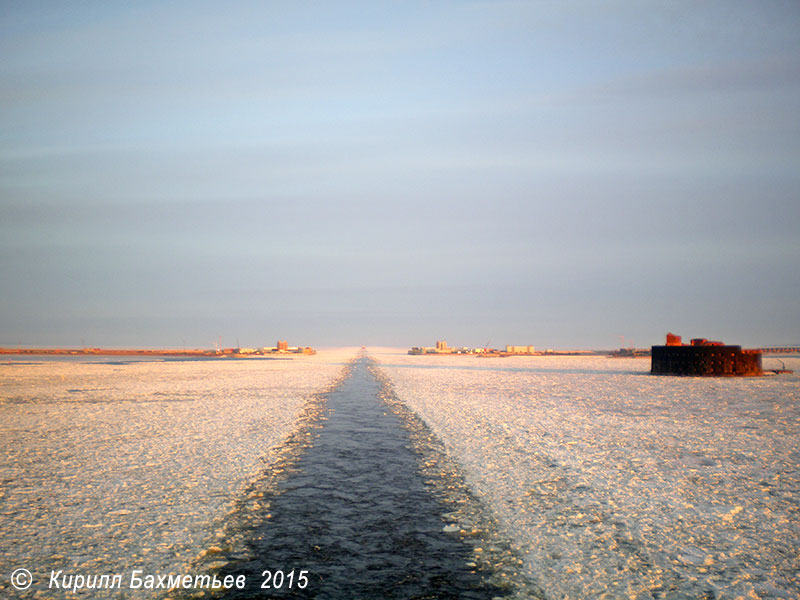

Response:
(1, 1), (799, 350)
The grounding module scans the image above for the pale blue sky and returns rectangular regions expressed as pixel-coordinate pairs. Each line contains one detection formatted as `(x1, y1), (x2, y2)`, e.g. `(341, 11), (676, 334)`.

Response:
(2, 1), (799, 349)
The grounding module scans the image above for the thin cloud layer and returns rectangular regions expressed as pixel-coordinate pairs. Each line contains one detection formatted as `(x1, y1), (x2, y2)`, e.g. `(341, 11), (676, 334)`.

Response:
(1, 1), (799, 348)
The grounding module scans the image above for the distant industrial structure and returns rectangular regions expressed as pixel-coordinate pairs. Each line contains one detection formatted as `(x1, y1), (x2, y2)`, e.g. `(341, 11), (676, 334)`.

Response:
(408, 340), (472, 355)
(608, 347), (651, 358)
(409, 341), (552, 356)
(228, 340), (315, 356)
(651, 333), (762, 376)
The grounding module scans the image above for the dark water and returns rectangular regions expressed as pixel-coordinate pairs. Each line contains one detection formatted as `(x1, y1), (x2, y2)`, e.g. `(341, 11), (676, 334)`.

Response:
(204, 358), (510, 599)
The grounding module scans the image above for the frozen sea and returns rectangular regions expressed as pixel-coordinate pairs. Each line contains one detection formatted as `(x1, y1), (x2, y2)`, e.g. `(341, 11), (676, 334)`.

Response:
(374, 350), (800, 600)
(2, 348), (798, 599)
(0, 350), (356, 599)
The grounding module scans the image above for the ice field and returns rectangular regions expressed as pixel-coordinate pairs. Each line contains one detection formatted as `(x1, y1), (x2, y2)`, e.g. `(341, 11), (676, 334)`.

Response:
(0, 350), (356, 598)
(1, 347), (797, 599)
(375, 350), (800, 600)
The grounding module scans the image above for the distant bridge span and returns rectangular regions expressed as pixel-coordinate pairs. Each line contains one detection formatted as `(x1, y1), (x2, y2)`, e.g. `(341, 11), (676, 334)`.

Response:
(753, 346), (800, 354)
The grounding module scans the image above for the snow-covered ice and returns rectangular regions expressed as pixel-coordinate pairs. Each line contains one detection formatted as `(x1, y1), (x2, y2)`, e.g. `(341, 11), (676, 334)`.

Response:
(0, 349), (356, 598)
(374, 350), (800, 600)
(2, 347), (796, 599)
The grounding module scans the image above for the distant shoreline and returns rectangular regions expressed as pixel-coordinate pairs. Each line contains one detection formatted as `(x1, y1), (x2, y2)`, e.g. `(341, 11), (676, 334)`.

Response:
(0, 347), (315, 357)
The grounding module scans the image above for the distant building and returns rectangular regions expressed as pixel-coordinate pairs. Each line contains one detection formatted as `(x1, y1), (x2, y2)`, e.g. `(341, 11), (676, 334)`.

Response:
(505, 345), (535, 354)
(651, 333), (762, 376)
(409, 340), (458, 355)
(277, 340), (288, 351)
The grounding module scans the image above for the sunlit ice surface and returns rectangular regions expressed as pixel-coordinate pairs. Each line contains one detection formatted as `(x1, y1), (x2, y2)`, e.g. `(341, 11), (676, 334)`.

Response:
(0, 349), (358, 598)
(373, 351), (800, 599)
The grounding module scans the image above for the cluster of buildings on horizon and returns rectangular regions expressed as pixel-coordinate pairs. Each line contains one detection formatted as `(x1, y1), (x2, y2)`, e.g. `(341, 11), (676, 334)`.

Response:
(408, 340), (596, 357)
(407, 338), (800, 363)
(408, 335), (795, 377)
(221, 340), (315, 356)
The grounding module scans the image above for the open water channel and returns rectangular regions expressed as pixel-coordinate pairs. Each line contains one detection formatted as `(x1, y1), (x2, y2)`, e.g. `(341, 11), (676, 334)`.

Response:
(185, 357), (514, 599)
